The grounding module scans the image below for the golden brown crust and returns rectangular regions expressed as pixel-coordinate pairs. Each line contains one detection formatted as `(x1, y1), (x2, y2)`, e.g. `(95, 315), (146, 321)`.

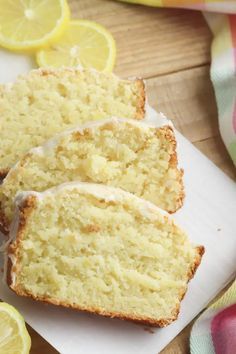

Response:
(0, 202), (10, 235)
(134, 79), (146, 120)
(6, 252), (14, 288)
(7, 195), (204, 328)
(7, 195), (37, 288)
(174, 167), (185, 213)
(17, 196), (38, 235)
(157, 125), (185, 213)
(188, 245), (205, 280)
(0, 169), (8, 179)
(172, 245), (205, 321)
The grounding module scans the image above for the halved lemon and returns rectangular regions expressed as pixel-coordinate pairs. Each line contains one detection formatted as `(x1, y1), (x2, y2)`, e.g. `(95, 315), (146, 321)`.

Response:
(0, 0), (70, 50)
(0, 302), (31, 354)
(37, 20), (116, 72)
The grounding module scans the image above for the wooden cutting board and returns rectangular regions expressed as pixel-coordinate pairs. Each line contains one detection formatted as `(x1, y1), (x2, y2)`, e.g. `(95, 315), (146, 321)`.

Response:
(5, 1), (236, 353)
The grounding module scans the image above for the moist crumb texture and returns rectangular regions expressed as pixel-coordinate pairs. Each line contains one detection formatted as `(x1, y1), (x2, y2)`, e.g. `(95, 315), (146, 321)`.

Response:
(0, 68), (145, 173)
(0, 119), (184, 233)
(7, 184), (203, 326)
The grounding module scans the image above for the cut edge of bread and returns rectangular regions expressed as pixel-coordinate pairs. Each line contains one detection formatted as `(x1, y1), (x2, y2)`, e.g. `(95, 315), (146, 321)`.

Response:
(0, 205), (9, 236)
(6, 183), (203, 327)
(0, 67), (146, 177)
(159, 124), (185, 214)
(0, 168), (9, 179)
(32, 67), (146, 120)
(0, 118), (184, 235)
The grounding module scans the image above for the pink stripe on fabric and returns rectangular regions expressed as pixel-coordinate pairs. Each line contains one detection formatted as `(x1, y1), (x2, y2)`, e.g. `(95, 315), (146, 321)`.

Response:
(211, 304), (236, 354)
(229, 16), (236, 56)
(164, 5), (236, 13)
(229, 16), (236, 134)
(233, 101), (236, 134)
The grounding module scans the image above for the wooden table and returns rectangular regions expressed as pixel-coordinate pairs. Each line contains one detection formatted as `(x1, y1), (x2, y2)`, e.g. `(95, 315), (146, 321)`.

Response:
(28, 0), (236, 353)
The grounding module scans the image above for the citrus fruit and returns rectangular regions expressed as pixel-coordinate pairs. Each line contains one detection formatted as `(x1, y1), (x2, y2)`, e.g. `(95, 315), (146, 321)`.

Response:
(0, 0), (70, 50)
(0, 302), (31, 354)
(37, 20), (116, 71)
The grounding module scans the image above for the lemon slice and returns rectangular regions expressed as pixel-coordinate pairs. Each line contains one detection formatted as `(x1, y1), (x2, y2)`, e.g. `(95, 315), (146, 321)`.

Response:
(37, 20), (116, 72)
(0, 0), (70, 50)
(0, 302), (31, 354)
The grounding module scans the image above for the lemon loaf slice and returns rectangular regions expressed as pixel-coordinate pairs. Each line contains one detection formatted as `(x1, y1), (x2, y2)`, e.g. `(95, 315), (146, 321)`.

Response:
(0, 68), (145, 176)
(6, 182), (204, 327)
(0, 118), (184, 234)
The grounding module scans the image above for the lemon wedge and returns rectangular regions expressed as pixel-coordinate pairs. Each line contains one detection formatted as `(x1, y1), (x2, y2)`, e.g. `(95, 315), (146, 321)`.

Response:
(0, 0), (70, 50)
(0, 302), (31, 354)
(37, 20), (116, 72)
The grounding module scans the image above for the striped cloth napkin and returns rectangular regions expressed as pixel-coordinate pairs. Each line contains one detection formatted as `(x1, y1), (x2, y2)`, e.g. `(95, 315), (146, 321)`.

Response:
(118, 1), (236, 353)
(120, 0), (236, 166)
(204, 13), (236, 167)
(120, 0), (236, 13)
(190, 279), (236, 354)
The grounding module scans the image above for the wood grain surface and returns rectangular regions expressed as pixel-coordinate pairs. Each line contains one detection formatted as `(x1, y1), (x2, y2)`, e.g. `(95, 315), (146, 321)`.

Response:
(11, 0), (236, 353)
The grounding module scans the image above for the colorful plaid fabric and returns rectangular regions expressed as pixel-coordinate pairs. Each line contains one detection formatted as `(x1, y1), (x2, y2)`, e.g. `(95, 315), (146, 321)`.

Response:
(190, 280), (236, 354)
(120, 0), (236, 165)
(120, 0), (236, 13)
(205, 13), (236, 165)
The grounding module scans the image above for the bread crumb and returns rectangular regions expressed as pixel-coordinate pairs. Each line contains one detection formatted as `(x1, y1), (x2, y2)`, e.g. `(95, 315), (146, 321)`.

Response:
(7, 183), (203, 327)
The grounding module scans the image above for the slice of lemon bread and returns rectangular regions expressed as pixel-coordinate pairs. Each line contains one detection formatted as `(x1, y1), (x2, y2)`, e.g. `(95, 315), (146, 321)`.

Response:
(0, 68), (145, 176)
(6, 182), (204, 327)
(0, 118), (184, 234)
